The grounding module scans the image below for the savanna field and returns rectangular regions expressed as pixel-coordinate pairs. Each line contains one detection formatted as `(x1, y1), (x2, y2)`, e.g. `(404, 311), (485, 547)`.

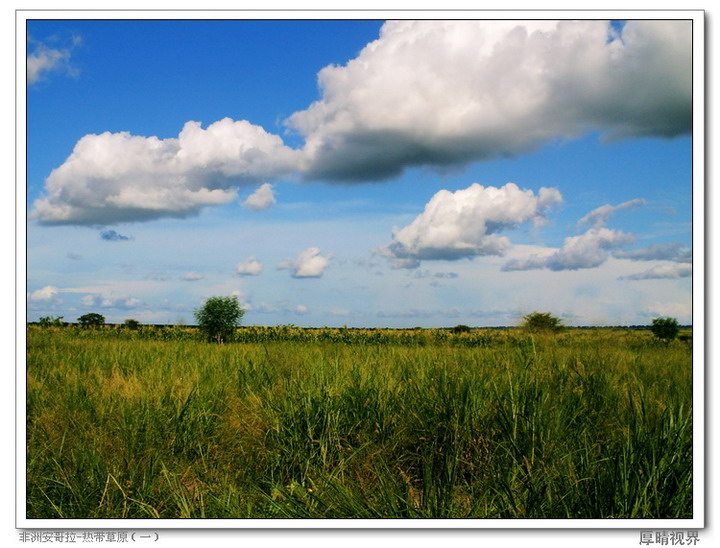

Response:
(26, 324), (693, 519)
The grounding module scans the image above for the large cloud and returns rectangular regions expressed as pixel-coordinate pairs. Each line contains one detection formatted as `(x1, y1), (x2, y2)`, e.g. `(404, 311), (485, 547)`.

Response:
(30, 20), (691, 225)
(502, 228), (635, 271)
(31, 118), (302, 225)
(379, 182), (562, 268)
(288, 20), (691, 181)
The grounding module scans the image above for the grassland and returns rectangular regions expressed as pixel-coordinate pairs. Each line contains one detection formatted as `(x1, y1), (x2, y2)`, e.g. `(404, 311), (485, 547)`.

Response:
(26, 325), (693, 519)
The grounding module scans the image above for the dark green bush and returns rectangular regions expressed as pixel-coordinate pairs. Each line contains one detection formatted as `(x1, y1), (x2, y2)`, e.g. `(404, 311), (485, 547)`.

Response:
(521, 312), (563, 333)
(124, 319), (141, 330)
(651, 317), (680, 342)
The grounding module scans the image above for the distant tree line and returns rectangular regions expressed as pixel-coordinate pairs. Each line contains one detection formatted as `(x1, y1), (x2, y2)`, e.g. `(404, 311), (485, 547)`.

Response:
(32, 304), (689, 345)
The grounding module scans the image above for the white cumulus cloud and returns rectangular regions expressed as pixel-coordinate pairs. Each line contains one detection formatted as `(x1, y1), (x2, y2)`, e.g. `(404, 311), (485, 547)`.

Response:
(288, 20), (691, 181)
(242, 183), (276, 211)
(235, 256), (263, 276)
(379, 182), (562, 268)
(278, 247), (332, 278)
(31, 118), (302, 225)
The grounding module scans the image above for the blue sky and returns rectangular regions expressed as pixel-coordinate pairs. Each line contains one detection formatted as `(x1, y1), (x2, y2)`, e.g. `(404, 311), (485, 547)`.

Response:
(25, 17), (695, 327)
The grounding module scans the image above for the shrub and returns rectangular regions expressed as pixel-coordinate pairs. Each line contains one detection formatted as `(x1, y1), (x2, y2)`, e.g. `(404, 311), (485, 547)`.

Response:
(38, 315), (64, 327)
(194, 296), (245, 343)
(77, 313), (105, 328)
(521, 312), (563, 333)
(651, 317), (680, 342)
(451, 324), (472, 334)
(124, 319), (141, 330)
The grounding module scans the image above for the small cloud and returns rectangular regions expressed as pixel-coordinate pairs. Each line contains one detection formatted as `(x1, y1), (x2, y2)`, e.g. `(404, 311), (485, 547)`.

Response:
(620, 264), (692, 280)
(100, 229), (132, 241)
(386, 257), (421, 270)
(255, 302), (279, 314)
(180, 272), (204, 281)
(576, 198), (646, 229)
(643, 301), (692, 319)
(80, 295), (97, 306)
(29, 285), (59, 301)
(376, 307), (463, 319)
(252, 300), (306, 315)
(230, 290), (253, 311)
(502, 228), (635, 271)
(27, 36), (80, 85)
(146, 272), (172, 281)
(277, 247), (332, 278)
(242, 183), (276, 211)
(413, 270), (460, 280)
(235, 256), (263, 276)
(66, 252), (83, 260)
(80, 293), (144, 309)
(414, 269), (460, 288)
(613, 242), (691, 263)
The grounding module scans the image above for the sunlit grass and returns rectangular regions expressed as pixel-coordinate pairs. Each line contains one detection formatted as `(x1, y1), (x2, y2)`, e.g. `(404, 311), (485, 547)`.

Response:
(26, 325), (693, 519)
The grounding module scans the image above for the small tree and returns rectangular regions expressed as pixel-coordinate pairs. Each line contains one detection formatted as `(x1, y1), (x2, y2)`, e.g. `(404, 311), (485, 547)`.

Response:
(521, 312), (563, 333)
(78, 313), (105, 328)
(651, 317), (679, 342)
(194, 296), (244, 343)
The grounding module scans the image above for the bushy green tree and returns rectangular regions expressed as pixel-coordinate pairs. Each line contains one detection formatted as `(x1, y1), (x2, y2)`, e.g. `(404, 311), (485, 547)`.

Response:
(521, 312), (563, 333)
(77, 313), (105, 328)
(651, 317), (680, 342)
(194, 296), (244, 343)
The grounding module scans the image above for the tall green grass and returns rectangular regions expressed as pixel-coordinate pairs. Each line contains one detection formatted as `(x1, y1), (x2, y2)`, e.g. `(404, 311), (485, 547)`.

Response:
(26, 326), (692, 519)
